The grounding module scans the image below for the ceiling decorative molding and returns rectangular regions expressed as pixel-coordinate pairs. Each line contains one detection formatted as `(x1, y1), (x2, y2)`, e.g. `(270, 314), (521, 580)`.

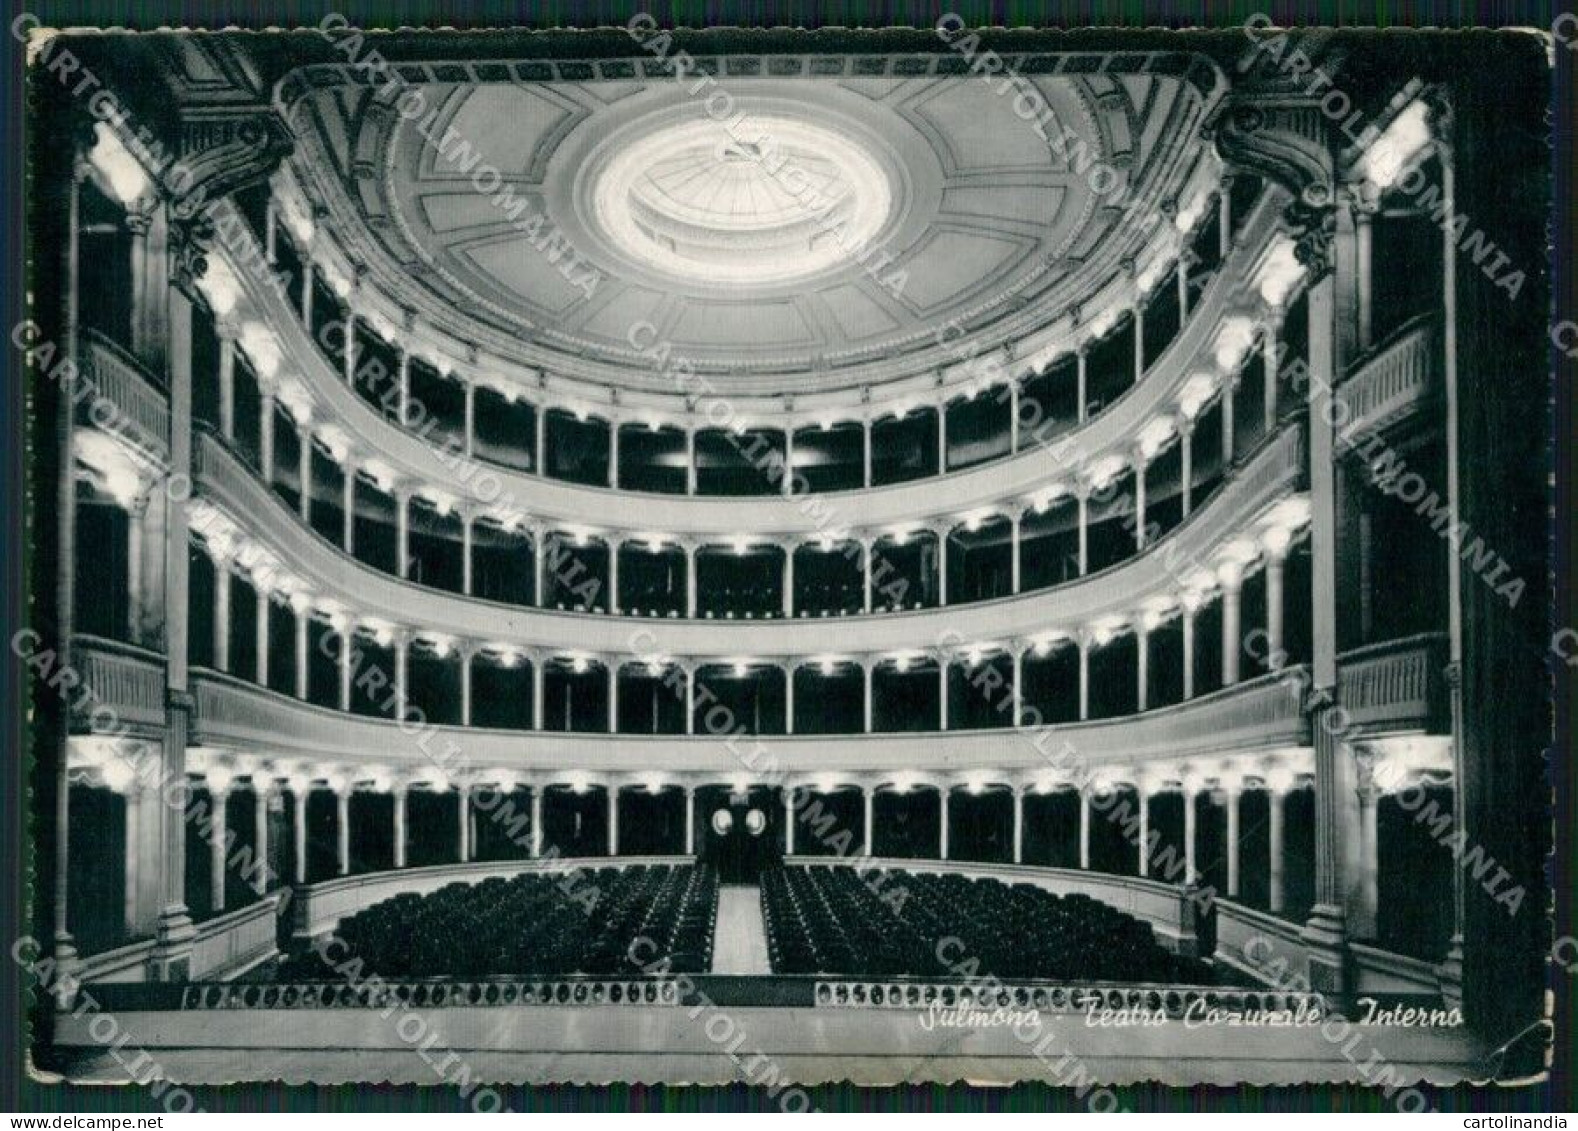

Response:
(274, 53), (1221, 397)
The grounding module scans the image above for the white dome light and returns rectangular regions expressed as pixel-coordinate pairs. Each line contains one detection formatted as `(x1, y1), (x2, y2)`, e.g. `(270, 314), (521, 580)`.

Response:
(592, 116), (895, 286)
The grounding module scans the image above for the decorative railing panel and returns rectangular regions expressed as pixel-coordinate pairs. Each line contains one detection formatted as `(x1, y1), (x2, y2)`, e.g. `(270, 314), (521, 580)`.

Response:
(81, 330), (169, 456)
(1337, 633), (1448, 734)
(1336, 316), (1437, 436)
(188, 894), (286, 981)
(67, 635), (166, 736)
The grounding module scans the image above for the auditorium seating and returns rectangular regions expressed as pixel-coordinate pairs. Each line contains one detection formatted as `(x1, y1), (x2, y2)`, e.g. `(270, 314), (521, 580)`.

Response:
(760, 865), (1212, 983)
(280, 863), (718, 979)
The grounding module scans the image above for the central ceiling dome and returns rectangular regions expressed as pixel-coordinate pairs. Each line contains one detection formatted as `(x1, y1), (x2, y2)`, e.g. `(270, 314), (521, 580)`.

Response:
(289, 62), (1218, 391)
(592, 116), (896, 286)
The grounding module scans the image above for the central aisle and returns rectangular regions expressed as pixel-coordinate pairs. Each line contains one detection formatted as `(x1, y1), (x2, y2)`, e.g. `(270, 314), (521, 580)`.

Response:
(710, 884), (773, 975)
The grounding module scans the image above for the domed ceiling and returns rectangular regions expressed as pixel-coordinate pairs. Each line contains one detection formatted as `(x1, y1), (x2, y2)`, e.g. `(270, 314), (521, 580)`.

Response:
(284, 57), (1215, 390)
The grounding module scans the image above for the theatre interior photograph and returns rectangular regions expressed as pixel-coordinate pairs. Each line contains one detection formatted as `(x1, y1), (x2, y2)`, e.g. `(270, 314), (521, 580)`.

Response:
(20, 22), (1552, 1091)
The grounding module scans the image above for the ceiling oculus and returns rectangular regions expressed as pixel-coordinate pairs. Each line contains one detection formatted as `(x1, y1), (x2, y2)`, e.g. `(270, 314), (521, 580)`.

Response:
(590, 116), (896, 287)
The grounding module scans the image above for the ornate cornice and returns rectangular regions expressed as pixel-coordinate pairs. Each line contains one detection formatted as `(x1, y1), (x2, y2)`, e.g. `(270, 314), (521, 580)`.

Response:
(170, 111), (295, 222)
(1210, 99), (1336, 208)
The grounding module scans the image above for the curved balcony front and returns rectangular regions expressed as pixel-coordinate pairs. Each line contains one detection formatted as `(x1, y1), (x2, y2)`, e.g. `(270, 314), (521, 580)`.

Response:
(188, 420), (1307, 658)
(209, 186), (1289, 539)
(74, 634), (1314, 777)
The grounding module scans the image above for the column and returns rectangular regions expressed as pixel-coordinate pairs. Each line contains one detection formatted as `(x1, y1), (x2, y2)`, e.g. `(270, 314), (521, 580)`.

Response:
(1182, 785), (1198, 884)
(1354, 755), (1381, 938)
(861, 538), (874, 614)
(1077, 636), (1090, 721)
(301, 260), (314, 328)
(1263, 322), (1280, 432)
(531, 787), (545, 857)
(338, 630), (353, 711)
(217, 332), (235, 441)
(1076, 349), (1088, 423)
(214, 566), (231, 672)
(532, 524), (547, 606)
(782, 543), (795, 618)
(862, 419), (873, 487)
(609, 421), (621, 488)
(1179, 419), (1194, 517)
(127, 206), (167, 371)
(608, 665), (619, 734)
(784, 663), (795, 735)
(784, 790), (796, 855)
(1176, 257), (1190, 320)
(1226, 782), (1242, 898)
(937, 525), (950, 605)
(1266, 544), (1287, 661)
(684, 427), (697, 494)
(607, 787), (619, 856)
(1356, 206), (1374, 353)
(684, 787), (696, 855)
(1010, 512), (1022, 593)
(1011, 647), (1023, 727)
(459, 651), (473, 727)
(1078, 790), (1091, 869)
(1222, 571), (1242, 686)
(259, 389), (276, 482)
(862, 785), (874, 857)
(341, 455), (356, 554)
(936, 400), (948, 473)
(1136, 625), (1149, 713)
(1009, 381), (1021, 453)
(1137, 788), (1150, 877)
(344, 308), (358, 386)
(781, 430), (793, 497)
(684, 543), (698, 616)
(608, 537), (621, 614)
(458, 786), (471, 863)
(1133, 453), (1147, 551)
(126, 499), (145, 642)
(1222, 376), (1237, 467)
(294, 608), (309, 700)
(1012, 787), (1024, 864)
(463, 382), (476, 459)
(1268, 786), (1287, 914)
(392, 785), (407, 868)
(1181, 606), (1196, 700)
(684, 666), (695, 735)
(1133, 305), (1145, 383)
(863, 662), (874, 733)
(395, 490), (409, 578)
(208, 784), (229, 914)
(252, 785), (270, 895)
(535, 405), (548, 477)
(264, 199), (277, 265)
(532, 655), (545, 730)
(255, 590), (270, 688)
(393, 635), (408, 721)
(939, 789), (950, 860)
(335, 786), (350, 876)
(938, 659), (949, 731)
(1218, 177), (1233, 258)
(1076, 487), (1089, 575)
(461, 513), (474, 596)
(1305, 236), (1358, 984)
(298, 427), (313, 524)
(292, 788), (308, 884)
